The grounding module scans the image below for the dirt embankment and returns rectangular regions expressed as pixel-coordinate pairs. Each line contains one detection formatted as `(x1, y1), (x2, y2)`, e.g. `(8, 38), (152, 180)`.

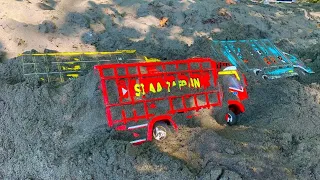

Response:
(0, 0), (320, 179)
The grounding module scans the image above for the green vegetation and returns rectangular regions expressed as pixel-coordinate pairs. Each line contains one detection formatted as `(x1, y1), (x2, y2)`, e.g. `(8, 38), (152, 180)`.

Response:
(300, 0), (320, 3)
(297, 0), (320, 2)
(308, 0), (320, 3)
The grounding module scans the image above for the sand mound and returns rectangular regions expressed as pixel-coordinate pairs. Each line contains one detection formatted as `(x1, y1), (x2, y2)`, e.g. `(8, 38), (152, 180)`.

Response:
(0, 0), (319, 179)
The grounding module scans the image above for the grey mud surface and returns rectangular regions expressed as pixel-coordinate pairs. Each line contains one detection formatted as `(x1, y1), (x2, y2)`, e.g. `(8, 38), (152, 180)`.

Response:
(0, 0), (320, 179)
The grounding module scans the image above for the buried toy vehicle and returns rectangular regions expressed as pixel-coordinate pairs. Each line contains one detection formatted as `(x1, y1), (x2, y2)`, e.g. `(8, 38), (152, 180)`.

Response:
(19, 50), (160, 83)
(212, 39), (314, 80)
(94, 58), (249, 145)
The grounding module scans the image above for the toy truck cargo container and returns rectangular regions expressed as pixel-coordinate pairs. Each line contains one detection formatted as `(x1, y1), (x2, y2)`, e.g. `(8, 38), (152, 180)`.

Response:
(94, 58), (248, 145)
(19, 50), (161, 83)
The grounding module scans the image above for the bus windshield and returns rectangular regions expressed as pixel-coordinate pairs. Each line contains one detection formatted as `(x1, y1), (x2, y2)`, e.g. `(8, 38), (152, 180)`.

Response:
(223, 75), (242, 90)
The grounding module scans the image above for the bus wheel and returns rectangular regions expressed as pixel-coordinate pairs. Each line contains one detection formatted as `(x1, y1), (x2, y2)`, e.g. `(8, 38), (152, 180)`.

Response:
(152, 122), (171, 141)
(225, 111), (239, 126)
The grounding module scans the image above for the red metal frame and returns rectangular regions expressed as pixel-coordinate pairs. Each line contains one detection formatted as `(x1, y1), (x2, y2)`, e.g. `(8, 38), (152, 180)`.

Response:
(94, 58), (245, 144)
(95, 58), (220, 125)
(216, 62), (232, 70)
(227, 100), (245, 114)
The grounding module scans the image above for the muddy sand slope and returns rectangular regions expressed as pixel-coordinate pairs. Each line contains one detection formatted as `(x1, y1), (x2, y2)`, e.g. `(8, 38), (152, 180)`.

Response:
(0, 0), (320, 179)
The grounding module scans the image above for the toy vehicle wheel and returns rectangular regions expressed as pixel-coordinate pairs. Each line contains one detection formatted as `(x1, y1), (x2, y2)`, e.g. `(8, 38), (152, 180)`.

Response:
(152, 122), (171, 141)
(253, 69), (261, 76)
(225, 111), (239, 126)
(262, 75), (268, 80)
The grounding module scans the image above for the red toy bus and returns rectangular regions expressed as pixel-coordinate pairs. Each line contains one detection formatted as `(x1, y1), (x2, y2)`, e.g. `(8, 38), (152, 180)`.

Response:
(94, 58), (248, 145)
